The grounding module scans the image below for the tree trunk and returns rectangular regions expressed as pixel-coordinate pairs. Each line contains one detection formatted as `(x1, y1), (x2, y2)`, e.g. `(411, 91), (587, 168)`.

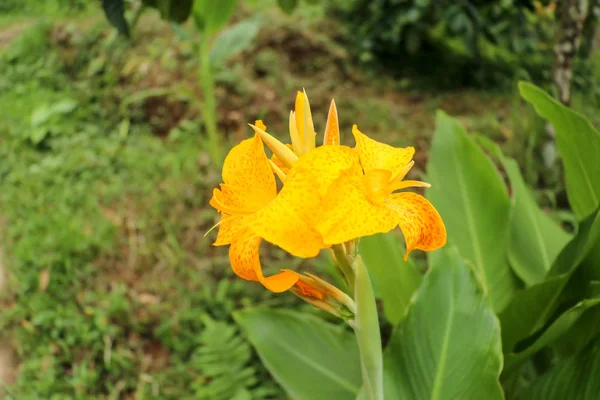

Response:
(552, 0), (589, 105)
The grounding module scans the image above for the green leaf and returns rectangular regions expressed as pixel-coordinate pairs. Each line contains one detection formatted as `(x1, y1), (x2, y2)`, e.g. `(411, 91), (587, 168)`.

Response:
(499, 208), (600, 355)
(360, 233), (422, 325)
(194, 0), (238, 35)
(101, 0), (130, 37)
(427, 111), (519, 312)
(277, 0), (299, 14)
(142, 0), (194, 23)
(554, 306), (600, 356)
(209, 17), (262, 68)
(235, 309), (361, 400)
(473, 134), (572, 286)
(381, 246), (503, 399)
(504, 158), (571, 286)
(504, 298), (600, 371)
(521, 335), (600, 399)
(519, 82), (600, 220)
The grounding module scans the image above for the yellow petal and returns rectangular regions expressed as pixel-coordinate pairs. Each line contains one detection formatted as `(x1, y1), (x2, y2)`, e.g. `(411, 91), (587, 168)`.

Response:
(288, 111), (303, 154)
(323, 99), (340, 146)
(388, 192), (447, 260)
(316, 173), (397, 244)
(352, 125), (415, 177)
(250, 146), (361, 257)
(269, 159), (287, 183)
(295, 90), (316, 154)
(255, 120), (267, 131)
(270, 143), (294, 175)
(249, 123), (298, 168)
(229, 228), (299, 292)
(213, 213), (245, 246)
(221, 135), (277, 209)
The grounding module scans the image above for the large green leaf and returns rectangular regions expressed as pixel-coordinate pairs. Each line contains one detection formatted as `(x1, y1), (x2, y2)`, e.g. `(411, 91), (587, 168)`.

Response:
(504, 158), (571, 286)
(235, 309), (361, 400)
(520, 335), (600, 400)
(194, 0), (238, 35)
(427, 111), (519, 312)
(360, 233), (422, 325)
(519, 82), (600, 220)
(504, 298), (600, 371)
(209, 17), (262, 68)
(473, 135), (571, 286)
(381, 246), (503, 400)
(499, 209), (600, 354)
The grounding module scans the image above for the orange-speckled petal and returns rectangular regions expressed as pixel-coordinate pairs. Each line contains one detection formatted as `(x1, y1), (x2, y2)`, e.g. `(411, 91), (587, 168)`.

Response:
(229, 229), (299, 292)
(213, 214), (245, 246)
(352, 125), (415, 177)
(316, 174), (397, 244)
(388, 192), (446, 260)
(221, 135), (277, 209)
(250, 145), (361, 257)
(286, 145), (362, 195)
(323, 99), (340, 146)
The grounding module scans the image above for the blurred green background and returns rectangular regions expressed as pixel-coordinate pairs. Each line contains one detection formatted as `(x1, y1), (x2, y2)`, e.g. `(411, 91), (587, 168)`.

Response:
(0, 0), (598, 398)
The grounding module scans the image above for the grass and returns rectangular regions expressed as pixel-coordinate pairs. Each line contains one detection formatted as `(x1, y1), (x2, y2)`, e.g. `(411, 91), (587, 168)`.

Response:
(0, 0), (589, 398)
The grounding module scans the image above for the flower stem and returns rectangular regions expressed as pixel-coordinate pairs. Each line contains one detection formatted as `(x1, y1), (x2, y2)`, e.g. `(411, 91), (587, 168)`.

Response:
(198, 33), (222, 164)
(352, 255), (383, 400)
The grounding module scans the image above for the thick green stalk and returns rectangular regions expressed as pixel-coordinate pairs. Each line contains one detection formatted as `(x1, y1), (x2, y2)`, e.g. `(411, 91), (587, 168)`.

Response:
(352, 255), (383, 400)
(198, 34), (222, 163)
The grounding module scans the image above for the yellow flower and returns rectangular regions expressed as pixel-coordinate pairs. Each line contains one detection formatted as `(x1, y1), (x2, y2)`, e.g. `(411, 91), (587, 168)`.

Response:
(209, 133), (300, 292)
(315, 125), (447, 260)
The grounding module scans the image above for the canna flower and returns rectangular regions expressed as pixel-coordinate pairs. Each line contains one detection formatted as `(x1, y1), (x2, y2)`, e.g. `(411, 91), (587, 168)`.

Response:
(316, 126), (446, 260)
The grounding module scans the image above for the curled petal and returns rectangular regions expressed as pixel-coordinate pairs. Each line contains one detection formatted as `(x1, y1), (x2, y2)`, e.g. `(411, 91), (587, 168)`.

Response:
(388, 192), (447, 260)
(221, 135), (277, 208)
(352, 125), (415, 177)
(316, 174), (397, 244)
(229, 228), (299, 292)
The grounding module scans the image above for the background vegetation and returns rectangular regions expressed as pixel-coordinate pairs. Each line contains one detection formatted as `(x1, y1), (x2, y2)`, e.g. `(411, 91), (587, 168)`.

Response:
(1, 0), (599, 398)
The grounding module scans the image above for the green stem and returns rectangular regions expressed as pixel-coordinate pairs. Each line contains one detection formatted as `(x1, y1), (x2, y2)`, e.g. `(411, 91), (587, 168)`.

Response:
(198, 33), (222, 164)
(331, 244), (355, 289)
(352, 254), (383, 400)
(128, 4), (145, 37)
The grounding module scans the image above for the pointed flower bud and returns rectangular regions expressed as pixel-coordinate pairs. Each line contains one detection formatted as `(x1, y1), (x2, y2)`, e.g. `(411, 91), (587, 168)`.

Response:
(286, 270), (356, 320)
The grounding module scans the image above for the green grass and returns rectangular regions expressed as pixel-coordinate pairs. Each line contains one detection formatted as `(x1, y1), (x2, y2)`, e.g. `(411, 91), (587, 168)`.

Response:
(0, 19), (302, 398)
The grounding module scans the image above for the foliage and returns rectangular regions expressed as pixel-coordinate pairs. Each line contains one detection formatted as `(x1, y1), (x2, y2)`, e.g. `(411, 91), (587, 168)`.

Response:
(237, 84), (600, 399)
(332, 0), (555, 86)
(235, 309), (362, 399)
